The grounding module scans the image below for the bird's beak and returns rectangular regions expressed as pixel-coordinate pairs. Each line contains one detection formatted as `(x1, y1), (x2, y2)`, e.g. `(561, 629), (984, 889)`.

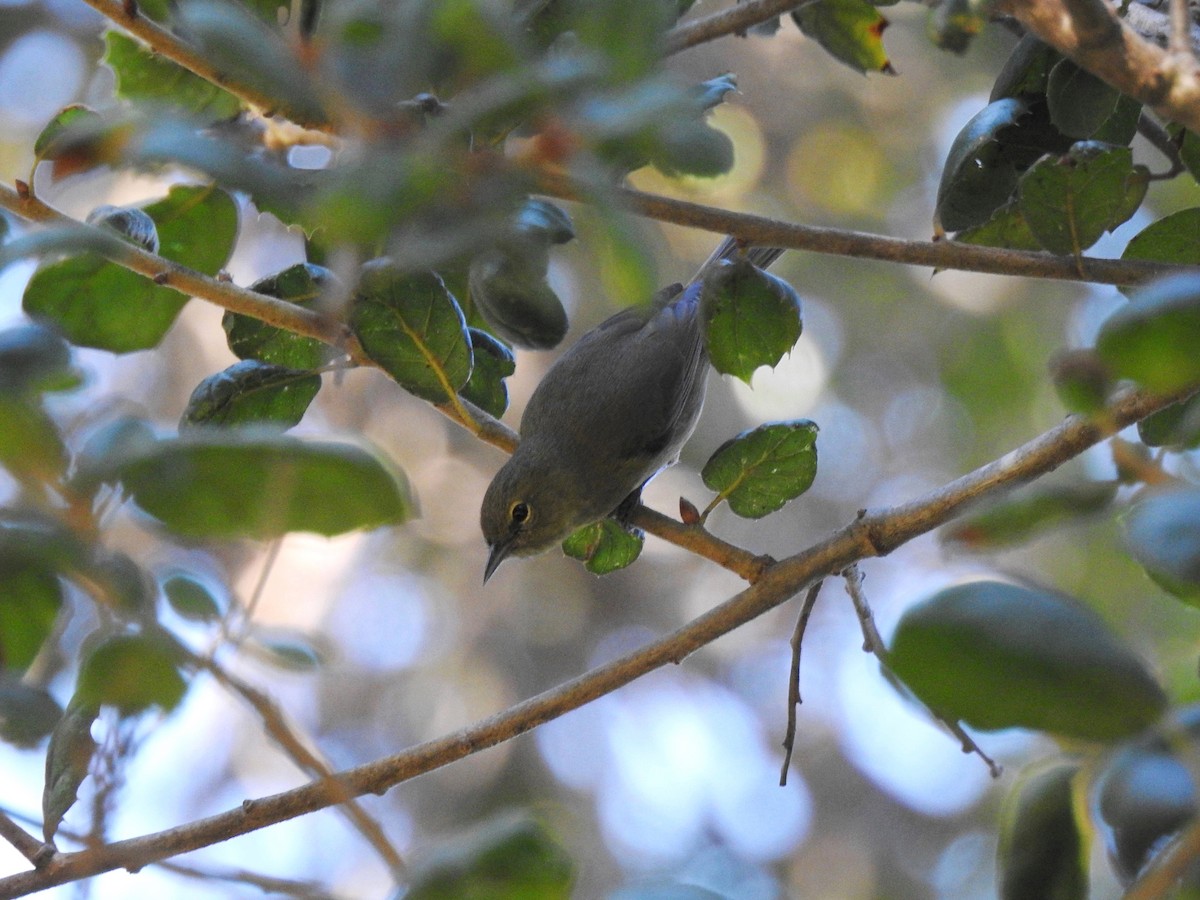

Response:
(483, 535), (516, 583)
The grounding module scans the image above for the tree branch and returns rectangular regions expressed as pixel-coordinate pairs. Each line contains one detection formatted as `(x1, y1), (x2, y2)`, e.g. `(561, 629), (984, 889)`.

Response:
(663, 0), (812, 56)
(1, 382), (1192, 897)
(535, 174), (1196, 288)
(996, 0), (1200, 132)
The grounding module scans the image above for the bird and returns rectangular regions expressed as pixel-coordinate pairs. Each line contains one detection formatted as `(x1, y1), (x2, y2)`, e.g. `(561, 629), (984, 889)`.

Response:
(480, 236), (783, 582)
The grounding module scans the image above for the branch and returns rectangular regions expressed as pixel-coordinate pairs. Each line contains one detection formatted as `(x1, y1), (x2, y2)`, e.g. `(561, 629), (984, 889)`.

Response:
(663, 0), (812, 55)
(1, 381), (1192, 897)
(0, 814), (50, 869)
(536, 174), (1197, 288)
(78, 0), (328, 129)
(996, 0), (1200, 132)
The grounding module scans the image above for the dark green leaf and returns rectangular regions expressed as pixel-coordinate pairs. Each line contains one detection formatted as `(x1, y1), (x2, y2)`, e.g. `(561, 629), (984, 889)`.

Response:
(223, 263), (338, 368)
(0, 397), (67, 483)
(407, 813), (574, 900)
(562, 519), (643, 575)
(84, 205), (160, 254)
(1092, 94), (1142, 146)
(701, 420), (818, 519)
(0, 324), (74, 395)
(702, 259), (803, 383)
(1047, 59), (1120, 139)
(23, 185), (238, 352)
(162, 572), (224, 622)
(182, 360), (322, 431)
(32, 105), (103, 165)
(998, 763), (1087, 900)
(0, 567), (62, 672)
(461, 328), (515, 418)
(115, 431), (412, 539)
(1172, 125), (1200, 183)
(1121, 209), (1200, 300)
(1138, 393), (1200, 449)
(889, 580), (1167, 740)
(793, 0), (893, 75)
(1123, 488), (1200, 602)
(103, 31), (242, 119)
(70, 415), (158, 495)
(352, 261), (473, 401)
(935, 98), (1028, 232)
(75, 633), (187, 715)
(941, 481), (1116, 550)
(1096, 273), (1200, 392)
(42, 701), (97, 841)
(469, 249), (568, 350)
(1049, 348), (1113, 414)
(0, 677), (62, 747)
(651, 118), (735, 179)
(1018, 142), (1148, 254)
(243, 630), (324, 671)
(990, 35), (1060, 102)
(0, 512), (89, 576)
(954, 200), (1041, 251)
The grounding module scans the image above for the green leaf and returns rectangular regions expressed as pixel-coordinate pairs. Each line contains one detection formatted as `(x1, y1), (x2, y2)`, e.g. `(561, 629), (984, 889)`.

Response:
(461, 328), (515, 418)
(0, 567), (62, 672)
(223, 263), (338, 368)
(1017, 142), (1148, 255)
(75, 633), (187, 715)
(1047, 59), (1120, 139)
(0, 324), (74, 395)
(103, 31), (242, 119)
(162, 572), (224, 622)
(953, 199), (1042, 251)
(926, 0), (988, 54)
(889, 580), (1167, 740)
(701, 420), (819, 519)
(935, 98), (1029, 233)
(998, 763), (1087, 900)
(1092, 94), (1142, 146)
(243, 629), (324, 671)
(941, 482), (1117, 550)
(23, 185), (239, 352)
(407, 813), (574, 900)
(181, 360), (322, 430)
(469, 249), (568, 350)
(562, 519), (643, 575)
(793, 0), (893, 75)
(1049, 348), (1113, 414)
(1096, 273), (1200, 392)
(1138, 393), (1200, 449)
(990, 35), (1060, 102)
(1121, 208), (1200, 300)
(1172, 125), (1200, 183)
(70, 415), (158, 495)
(701, 259), (803, 383)
(1123, 488), (1200, 602)
(42, 701), (97, 841)
(351, 261), (473, 402)
(87, 551), (154, 613)
(0, 397), (67, 483)
(32, 105), (103, 166)
(0, 677), (62, 747)
(114, 431), (413, 539)
(651, 118), (735, 179)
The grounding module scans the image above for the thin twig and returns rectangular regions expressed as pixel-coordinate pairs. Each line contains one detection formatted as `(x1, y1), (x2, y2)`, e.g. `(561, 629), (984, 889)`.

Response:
(1137, 112), (1187, 180)
(779, 580), (823, 786)
(1, 382), (1192, 897)
(535, 173), (1197, 288)
(664, 0), (813, 55)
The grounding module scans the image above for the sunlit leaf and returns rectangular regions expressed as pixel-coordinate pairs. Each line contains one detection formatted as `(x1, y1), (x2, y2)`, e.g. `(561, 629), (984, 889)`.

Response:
(793, 0), (893, 75)
(701, 259), (803, 383)
(1096, 273), (1200, 392)
(181, 360), (322, 430)
(114, 431), (413, 539)
(74, 633), (187, 715)
(352, 261), (473, 402)
(701, 420), (818, 519)
(889, 580), (1167, 740)
(104, 31), (241, 119)
(562, 519), (643, 575)
(998, 762), (1087, 900)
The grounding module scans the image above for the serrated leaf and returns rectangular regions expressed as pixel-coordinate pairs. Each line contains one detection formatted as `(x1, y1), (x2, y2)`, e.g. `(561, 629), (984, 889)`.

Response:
(1018, 142), (1148, 255)
(460, 328), (515, 418)
(103, 31), (242, 120)
(114, 431), (412, 539)
(75, 633), (186, 715)
(0, 677), (62, 747)
(1138, 393), (1200, 449)
(793, 0), (892, 75)
(701, 259), (803, 383)
(701, 420), (818, 519)
(23, 185), (238, 352)
(562, 519), (643, 575)
(1123, 488), (1200, 602)
(998, 762), (1087, 900)
(0, 324), (74, 396)
(42, 701), (97, 841)
(941, 482), (1116, 550)
(223, 263), (338, 368)
(352, 262), (473, 402)
(162, 572), (224, 622)
(889, 580), (1167, 740)
(1096, 273), (1200, 393)
(1047, 58), (1120, 139)
(0, 567), (62, 672)
(182, 360), (321, 431)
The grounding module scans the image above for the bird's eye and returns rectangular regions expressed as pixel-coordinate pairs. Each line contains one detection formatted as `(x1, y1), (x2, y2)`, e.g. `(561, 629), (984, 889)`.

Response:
(510, 501), (530, 525)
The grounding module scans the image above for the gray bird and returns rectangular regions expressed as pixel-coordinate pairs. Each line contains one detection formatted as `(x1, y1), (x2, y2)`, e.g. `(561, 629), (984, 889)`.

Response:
(481, 237), (783, 581)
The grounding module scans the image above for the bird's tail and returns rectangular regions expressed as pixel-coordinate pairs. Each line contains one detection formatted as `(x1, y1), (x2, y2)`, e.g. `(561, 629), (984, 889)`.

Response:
(697, 236), (784, 277)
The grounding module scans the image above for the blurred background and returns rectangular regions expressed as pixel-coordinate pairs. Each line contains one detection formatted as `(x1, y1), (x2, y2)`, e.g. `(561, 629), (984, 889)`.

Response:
(0, 0), (1198, 896)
